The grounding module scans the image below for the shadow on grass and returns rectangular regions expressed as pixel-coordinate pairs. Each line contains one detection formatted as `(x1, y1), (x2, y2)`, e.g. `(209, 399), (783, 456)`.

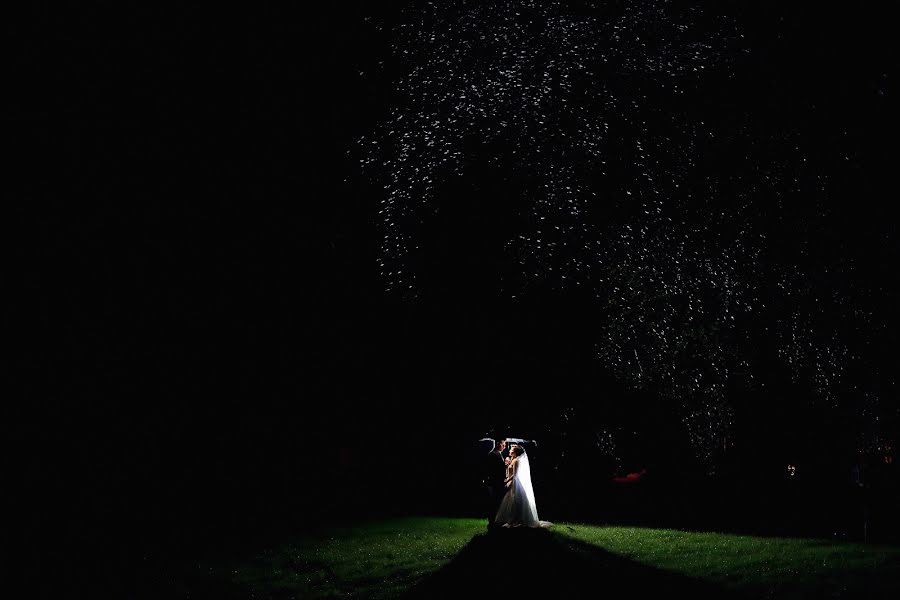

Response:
(402, 527), (738, 600)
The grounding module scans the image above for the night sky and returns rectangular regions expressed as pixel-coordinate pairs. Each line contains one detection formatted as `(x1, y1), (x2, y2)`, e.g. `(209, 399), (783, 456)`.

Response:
(16, 0), (896, 589)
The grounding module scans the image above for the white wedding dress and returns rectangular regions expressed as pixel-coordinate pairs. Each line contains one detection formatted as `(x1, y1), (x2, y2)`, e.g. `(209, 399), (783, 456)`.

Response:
(494, 453), (552, 528)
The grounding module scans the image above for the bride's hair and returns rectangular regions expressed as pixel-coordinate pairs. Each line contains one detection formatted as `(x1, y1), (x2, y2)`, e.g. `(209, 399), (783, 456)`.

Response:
(510, 444), (525, 456)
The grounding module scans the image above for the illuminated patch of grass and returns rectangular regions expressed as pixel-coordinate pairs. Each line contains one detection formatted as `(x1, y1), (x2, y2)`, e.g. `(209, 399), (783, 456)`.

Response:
(183, 518), (900, 599)
(558, 524), (900, 598)
(189, 517), (483, 599)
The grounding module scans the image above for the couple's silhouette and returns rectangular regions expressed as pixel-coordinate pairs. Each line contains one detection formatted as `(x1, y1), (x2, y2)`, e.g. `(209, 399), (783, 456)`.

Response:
(484, 439), (551, 530)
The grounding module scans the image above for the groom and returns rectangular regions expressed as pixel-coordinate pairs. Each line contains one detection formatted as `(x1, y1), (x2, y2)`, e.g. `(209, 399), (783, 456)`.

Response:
(484, 438), (507, 531)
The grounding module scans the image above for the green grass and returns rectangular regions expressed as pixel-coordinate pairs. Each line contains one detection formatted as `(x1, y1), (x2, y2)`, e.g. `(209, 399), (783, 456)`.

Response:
(182, 517), (900, 599)
(558, 523), (900, 598)
(186, 517), (483, 599)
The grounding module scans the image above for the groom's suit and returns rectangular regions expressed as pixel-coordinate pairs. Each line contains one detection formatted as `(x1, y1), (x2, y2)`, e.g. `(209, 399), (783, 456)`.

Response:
(484, 450), (508, 528)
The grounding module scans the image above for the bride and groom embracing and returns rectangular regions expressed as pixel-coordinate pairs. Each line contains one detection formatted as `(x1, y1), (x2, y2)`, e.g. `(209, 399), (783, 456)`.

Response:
(485, 439), (552, 530)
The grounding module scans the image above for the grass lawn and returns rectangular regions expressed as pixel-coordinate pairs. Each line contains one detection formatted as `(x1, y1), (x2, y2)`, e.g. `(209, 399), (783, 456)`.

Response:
(177, 517), (900, 599)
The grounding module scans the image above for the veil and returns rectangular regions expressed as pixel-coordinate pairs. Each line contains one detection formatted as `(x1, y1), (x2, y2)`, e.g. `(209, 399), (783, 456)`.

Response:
(514, 453), (540, 525)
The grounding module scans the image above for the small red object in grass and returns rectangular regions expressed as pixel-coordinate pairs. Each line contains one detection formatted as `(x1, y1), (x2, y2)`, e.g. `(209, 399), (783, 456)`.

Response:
(612, 468), (647, 483)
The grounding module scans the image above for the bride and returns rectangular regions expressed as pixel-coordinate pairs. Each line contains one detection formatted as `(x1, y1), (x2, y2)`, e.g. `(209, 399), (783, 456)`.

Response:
(494, 445), (552, 528)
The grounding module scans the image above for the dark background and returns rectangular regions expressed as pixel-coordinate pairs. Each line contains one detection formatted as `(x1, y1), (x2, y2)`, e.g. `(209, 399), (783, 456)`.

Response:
(14, 1), (895, 595)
